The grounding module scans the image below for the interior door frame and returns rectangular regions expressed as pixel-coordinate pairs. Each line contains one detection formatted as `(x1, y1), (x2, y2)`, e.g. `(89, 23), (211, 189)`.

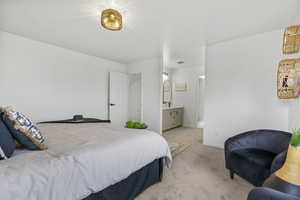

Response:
(107, 72), (111, 120)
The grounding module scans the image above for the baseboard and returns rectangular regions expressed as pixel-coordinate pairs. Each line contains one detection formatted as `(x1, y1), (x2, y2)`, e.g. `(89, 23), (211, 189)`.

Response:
(183, 124), (198, 128)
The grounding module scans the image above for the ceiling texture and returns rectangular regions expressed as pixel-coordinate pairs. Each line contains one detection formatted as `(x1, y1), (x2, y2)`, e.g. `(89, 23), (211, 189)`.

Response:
(0, 0), (300, 65)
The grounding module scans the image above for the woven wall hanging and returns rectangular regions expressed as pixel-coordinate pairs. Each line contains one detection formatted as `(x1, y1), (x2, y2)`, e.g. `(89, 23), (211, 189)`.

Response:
(283, 25), (300, 54)
(277, 58), (300, 99)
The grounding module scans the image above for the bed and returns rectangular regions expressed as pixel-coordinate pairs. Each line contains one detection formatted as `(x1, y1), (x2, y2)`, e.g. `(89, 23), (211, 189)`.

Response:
(0, 123), (172, 200)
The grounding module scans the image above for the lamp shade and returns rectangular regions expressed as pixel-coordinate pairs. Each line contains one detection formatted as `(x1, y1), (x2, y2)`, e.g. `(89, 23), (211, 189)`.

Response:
(264, 145), (300, 197)
(276, 145), (300, 186)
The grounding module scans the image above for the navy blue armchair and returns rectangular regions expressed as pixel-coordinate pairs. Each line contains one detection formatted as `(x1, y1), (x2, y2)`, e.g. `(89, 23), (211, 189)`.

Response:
(225, 130), (291, 186)
(248, 187), (300, 200)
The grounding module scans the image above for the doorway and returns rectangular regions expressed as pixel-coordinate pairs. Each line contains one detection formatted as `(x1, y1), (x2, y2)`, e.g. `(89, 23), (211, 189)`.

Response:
(161, 66), (204, 157)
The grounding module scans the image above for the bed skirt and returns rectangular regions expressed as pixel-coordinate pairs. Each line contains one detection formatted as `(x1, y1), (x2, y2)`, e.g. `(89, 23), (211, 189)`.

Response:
(83, 158), (164, 200)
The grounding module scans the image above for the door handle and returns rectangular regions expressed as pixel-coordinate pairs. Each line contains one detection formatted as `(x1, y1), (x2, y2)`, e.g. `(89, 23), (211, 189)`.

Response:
(110, 103), (116, 106)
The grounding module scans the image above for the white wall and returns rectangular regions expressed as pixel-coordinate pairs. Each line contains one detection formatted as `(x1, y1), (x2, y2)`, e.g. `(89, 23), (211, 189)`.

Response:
(287, 51), (300, 129)
(171, 67), (204, 127)
(205, 29), (289, 148)
(288, 99), (300, 129)
(127, 58), (162, 133)
(0, 31), (126, 122)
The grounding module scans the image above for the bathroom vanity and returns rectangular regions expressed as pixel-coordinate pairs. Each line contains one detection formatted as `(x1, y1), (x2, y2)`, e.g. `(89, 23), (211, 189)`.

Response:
(162, 106), (184, 131)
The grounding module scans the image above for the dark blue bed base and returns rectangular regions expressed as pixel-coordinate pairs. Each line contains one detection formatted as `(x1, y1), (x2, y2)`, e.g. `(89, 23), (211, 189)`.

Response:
(83, 158), (164, 200)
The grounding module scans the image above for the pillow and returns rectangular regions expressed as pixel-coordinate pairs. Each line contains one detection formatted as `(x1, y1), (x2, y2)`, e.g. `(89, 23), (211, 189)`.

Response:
(0, 107), (47, 150)
(0, 117), (16, 159)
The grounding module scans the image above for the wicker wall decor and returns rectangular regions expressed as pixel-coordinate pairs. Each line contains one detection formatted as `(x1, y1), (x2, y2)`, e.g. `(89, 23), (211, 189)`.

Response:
(278, 58), (300, 99)
(283, 25), (300, 54)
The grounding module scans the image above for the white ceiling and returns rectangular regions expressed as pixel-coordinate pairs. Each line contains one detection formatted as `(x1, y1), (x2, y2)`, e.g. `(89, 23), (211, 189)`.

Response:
(0, 0), (299, 64)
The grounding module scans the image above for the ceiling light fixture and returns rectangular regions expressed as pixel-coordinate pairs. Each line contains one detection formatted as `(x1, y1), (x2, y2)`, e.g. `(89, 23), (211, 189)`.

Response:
(162, 72), (169, 82)
(199, 75), (206, 79)
(101, 9), (122, 31)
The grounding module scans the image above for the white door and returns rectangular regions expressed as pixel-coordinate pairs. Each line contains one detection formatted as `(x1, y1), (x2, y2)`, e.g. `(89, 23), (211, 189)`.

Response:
(128, 73), (142, 121)
(109, 72), (129, 127)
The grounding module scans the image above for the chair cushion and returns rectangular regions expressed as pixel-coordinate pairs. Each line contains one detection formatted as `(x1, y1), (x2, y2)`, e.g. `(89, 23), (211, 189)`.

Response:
(231, 148), (277, 186)
(0, 116), (16, 159)
(233, 148), (277, 169)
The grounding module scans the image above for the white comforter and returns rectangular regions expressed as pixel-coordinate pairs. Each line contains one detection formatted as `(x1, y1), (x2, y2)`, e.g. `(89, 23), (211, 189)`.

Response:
(0, 123), (172, 200)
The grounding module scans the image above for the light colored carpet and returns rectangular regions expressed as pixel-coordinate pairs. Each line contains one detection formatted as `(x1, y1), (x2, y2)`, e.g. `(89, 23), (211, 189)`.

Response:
(163, 127), (203, 145)
(136, 127), (253, 200)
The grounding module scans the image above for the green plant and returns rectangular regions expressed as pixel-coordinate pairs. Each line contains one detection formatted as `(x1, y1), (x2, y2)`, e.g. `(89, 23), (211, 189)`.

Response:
(290, 128), (300, 147)
(125, 121), (147, 129)
(133, 122), (140, 128)
(126, 121), (134, 128)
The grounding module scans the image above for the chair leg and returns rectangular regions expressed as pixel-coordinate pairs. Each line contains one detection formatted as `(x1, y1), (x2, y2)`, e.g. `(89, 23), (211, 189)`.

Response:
(230, 171), (234, 179)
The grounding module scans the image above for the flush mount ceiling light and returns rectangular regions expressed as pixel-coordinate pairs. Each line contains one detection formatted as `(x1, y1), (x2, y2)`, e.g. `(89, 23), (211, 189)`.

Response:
(101, 9), (122, 31)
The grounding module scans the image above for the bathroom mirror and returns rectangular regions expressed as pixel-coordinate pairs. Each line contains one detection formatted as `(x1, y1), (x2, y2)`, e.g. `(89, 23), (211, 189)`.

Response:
(163, 80), (172, 104)
(277, 58), (300, 99)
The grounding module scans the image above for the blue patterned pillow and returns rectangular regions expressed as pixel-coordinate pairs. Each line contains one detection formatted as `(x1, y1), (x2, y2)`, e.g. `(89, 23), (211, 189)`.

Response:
(0, 107), (47, 150)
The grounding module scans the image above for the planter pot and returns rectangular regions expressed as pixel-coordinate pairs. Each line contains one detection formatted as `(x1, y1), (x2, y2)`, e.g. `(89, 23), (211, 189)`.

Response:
(264, 145), (300, 197)
(125, 125), (148, 129)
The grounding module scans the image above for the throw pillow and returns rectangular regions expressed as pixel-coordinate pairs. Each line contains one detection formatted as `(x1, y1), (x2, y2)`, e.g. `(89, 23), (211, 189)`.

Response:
(0, 107), (47, 150)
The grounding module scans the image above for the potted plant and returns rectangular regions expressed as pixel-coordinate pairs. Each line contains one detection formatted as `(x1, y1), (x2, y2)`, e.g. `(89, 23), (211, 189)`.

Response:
(125, 121), (148, 129)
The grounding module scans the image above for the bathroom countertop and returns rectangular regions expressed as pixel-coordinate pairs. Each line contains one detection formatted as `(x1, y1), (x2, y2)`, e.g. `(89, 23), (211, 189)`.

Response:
(163, 106), (184, 111)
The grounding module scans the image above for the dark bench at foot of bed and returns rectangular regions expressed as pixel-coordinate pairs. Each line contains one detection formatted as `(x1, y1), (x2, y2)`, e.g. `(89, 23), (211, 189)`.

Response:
(83, 158), (164, 200)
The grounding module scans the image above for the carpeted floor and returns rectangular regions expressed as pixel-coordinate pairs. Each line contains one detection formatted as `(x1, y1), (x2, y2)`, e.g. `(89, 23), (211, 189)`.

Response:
(163, 127), (202, 157)
(136, 127), (253, 200)
(163, 127), (203, 145)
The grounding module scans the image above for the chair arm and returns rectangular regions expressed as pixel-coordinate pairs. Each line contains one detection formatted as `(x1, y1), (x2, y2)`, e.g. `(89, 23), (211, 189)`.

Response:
(225, 130), (290, 155)
(248, 187), (300, 200)
(271, 151), (287, 174)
